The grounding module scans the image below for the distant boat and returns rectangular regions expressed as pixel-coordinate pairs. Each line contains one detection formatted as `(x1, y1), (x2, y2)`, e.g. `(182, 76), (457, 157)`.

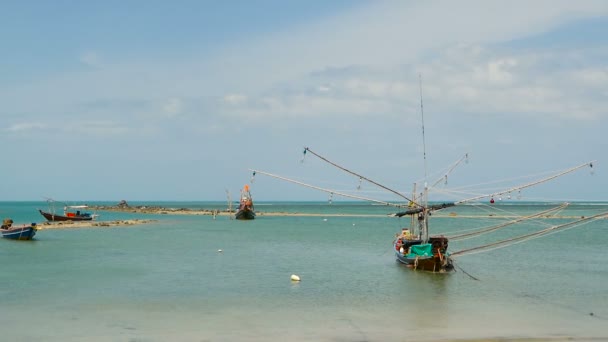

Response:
(235, 185), (255, 220)
(39, 199), (98, 222)
(1, 219), (37, 240)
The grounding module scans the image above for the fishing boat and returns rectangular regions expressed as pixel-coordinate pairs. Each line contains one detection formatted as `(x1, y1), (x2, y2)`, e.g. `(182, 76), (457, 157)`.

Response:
(1, 219), (37, 240)
(251, 152), (599, 273)
(235, 184), (255, 220)
(39, 200), (98, 222)
(248, 77), (605, 273)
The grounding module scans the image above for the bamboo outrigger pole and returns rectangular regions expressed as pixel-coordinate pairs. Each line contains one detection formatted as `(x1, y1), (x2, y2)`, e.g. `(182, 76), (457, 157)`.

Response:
(303, 147), (419, 207)
(249, 169), (411, 208)
(448, 202), (570, 241)
(454, 161), (595, 205)
(451, 210), (608, 257)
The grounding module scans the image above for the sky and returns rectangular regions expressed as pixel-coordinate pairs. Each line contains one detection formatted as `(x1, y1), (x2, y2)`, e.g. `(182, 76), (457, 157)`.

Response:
(2, 0), (607, 203)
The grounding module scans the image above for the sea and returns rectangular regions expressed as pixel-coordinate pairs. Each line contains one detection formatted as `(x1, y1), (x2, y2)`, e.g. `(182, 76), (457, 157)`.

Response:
(1, 201), (607, 342)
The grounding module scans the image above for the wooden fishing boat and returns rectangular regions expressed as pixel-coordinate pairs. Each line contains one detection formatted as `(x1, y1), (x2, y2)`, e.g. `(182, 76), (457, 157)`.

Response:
(393, 205), (455, 272)
(235, 185), (255, 220)
(252, 152), (598, 273)
(38, 208), (95, 221)
(39, 200), (98, 222)
(1, 219), (37, 240)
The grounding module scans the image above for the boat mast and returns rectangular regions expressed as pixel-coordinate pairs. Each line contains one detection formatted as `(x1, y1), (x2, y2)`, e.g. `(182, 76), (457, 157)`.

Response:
(419, 73), (430, 243)
(410, 182), (419, 237)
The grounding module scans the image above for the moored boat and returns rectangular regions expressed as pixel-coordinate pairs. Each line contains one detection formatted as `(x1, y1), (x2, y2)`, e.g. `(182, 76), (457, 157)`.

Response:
(39, 200), (98, 222)
(394, 226), (453, 272)
(38, 208), (94, 221)
(235, 185), (255, 220)
(1, 219), (37, 240)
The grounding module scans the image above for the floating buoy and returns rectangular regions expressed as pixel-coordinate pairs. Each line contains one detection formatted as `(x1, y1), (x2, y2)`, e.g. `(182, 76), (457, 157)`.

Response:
(352, 223), (356, 226)
(218, 249), (223, 253)
(290, 274), (301, 282)
(323, 218), (328, 222)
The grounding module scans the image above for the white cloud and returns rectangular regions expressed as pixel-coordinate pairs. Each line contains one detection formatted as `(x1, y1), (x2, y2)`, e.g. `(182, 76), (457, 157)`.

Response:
(317, 85), (331, 93)
(479, 58), (518, 85)
(5, 122), (46, 132)
(63, 121), (129, 135)
(222, 94), (247, 105)
(209, 39), (606, 123)
(79, 51), (102, 68)
(163, 97), (183, 118)
(572, 68), (608, 86)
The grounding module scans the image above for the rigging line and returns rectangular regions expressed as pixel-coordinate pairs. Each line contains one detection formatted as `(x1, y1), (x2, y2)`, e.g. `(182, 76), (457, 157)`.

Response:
(448, 203), (570, 241)
(249, 169), (410, 208)
(454, 161), (595, 205)
(453, 262), (480, 281)
(303, 147), (417, 206)
(451, 211), (607, 257)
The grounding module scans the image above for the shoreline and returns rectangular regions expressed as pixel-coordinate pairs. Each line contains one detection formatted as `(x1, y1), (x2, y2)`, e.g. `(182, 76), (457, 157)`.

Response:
(86, 205), (605, 219)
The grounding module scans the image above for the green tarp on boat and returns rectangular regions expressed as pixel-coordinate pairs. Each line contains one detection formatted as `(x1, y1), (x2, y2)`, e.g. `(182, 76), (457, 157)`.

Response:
(407, 243), (433, 258)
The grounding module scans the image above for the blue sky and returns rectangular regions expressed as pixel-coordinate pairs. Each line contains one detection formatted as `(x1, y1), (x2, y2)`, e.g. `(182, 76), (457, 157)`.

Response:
(2, 0), (607, 203)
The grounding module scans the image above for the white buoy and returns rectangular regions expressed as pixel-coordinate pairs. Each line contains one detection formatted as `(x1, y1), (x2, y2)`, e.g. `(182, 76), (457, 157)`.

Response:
(323, 218), (328, 222)
(218, 249), (223, 253)
(290, 274), (301, 282)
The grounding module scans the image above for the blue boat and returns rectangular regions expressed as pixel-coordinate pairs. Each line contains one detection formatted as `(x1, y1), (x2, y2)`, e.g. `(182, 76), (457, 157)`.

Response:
(1, 220), (38, 240)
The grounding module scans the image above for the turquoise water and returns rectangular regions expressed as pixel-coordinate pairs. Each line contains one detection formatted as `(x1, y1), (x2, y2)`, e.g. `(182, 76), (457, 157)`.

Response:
(1, 201), (607, 341)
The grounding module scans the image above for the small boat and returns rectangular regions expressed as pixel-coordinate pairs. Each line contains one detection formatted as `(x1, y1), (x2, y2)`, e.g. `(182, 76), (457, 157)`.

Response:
(39, 200), (98, 222)
(1, 219), (37, 240)
(235, 185), (255, 220)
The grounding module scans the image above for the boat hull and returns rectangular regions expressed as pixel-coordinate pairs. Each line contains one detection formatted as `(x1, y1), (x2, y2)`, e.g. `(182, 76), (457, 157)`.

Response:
(235, 208), (256, 220)
(39, 209), (93, 222)
(395, 251), (453, 272)
(1, 226), (37, 240)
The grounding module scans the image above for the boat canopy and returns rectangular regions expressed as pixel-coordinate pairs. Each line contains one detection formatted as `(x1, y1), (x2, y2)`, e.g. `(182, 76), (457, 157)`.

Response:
(66, 205), (88, 209)
(406, 244), (433, 258)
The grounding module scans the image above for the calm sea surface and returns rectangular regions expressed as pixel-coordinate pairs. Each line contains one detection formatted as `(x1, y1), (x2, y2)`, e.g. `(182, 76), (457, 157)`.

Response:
(1, 201), (607, 341)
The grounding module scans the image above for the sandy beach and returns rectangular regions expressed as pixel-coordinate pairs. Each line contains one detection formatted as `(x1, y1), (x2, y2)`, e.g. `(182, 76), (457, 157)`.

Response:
(35, 218), (157, 229)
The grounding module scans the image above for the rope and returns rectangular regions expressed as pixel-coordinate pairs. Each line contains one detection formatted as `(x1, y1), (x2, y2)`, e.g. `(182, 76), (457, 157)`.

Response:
(453, 262), (480, 281)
